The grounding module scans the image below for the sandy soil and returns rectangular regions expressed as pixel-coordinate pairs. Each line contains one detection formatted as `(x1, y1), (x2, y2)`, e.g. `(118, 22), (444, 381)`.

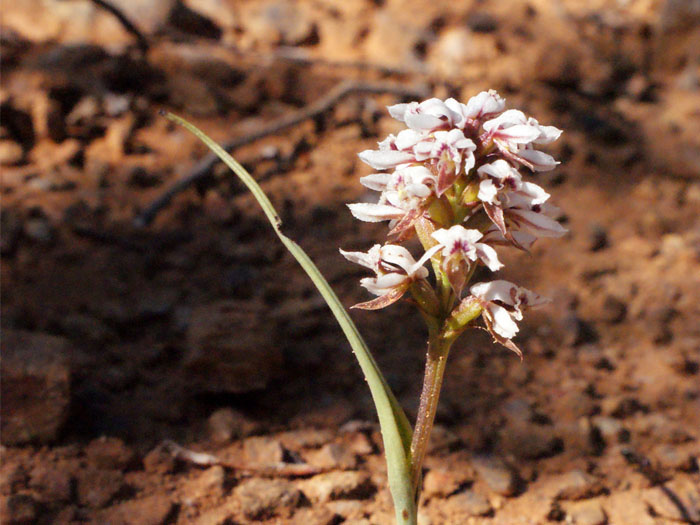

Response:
(1, 0), (699, 523)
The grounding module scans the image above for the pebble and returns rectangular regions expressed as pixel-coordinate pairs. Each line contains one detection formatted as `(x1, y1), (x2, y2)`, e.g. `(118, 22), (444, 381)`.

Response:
(234, 478), (302, 520)
(301, 471), (374, 503)
(28, 464), (72, 502)
(1, 330), (71, 445)
(591, 416), (627, 443)
(181, 466), (225, 503)
(97, 495), (175, 525)
(304, 442), (357, 470)
(242, 1), (315, 46)
(0, 140), (24, 165)
(422, 468), (463, 498)
(207, 408), (258, 444)
(447, 490), (493, 517)
(243, 436), (286, 468)
(85, 436), (136, 471)
(565, 500), (608, 525)
(549, 470), (605, 501)
(471, 456), (518, 496)
(76, 468), (125, 508)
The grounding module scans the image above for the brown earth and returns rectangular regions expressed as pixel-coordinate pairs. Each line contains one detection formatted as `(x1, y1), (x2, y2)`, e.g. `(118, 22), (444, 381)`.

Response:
(1, 0), (699, 524)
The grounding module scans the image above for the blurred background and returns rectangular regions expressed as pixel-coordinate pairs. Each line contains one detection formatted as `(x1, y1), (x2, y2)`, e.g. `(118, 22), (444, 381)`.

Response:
(1, 0), (699, 523)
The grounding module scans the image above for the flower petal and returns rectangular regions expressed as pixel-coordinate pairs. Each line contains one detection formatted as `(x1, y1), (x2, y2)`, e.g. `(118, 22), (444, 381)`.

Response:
(347, 203), (405, 222)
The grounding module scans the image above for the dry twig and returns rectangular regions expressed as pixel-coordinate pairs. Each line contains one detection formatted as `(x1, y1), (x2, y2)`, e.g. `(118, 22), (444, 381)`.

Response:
(135, 80), (429, 227)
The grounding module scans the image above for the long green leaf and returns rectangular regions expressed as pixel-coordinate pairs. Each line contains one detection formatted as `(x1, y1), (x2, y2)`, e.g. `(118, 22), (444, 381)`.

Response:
(164, 112), (416, 524)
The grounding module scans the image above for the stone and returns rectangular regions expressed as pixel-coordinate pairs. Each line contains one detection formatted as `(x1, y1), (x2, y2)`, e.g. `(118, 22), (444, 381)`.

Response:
(0, 140), (23, 165)
(1, 330), (71, 445)
(565, 500), (608, 525)
(591, 416), (628, 443)
(181, 466), (225, 502)
(241, 1), (315, 46)
(278, 428), (334, 450)
(471, 456), (518, 496)
(447, 490), (493, 517)
(304, 443), (357, 470)
(0, 494), (37, 525)
(243, 436), (286, 468)
(85, 436), (137, 471)
(549, 470), (605, 501)
(28, 464), (72, 502)
(422, 468), (465, 498)
(97, 495), (175, 525)
(184, 300), (282, 393)
(207, 408), (258, 443)
(301, 471), (374, 503)
(234, 478), (302, 520)
(76, 468), (125, 508)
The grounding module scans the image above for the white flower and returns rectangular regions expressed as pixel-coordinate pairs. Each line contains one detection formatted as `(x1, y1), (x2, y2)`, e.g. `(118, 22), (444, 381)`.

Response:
(431, 225), (503, 295)
(340, 244), (440, 309)
(470, 280), (549, 356)
(482, 110), (562, 172)
(349, 164), (438, 238)
(414, 129), (476, 195)
(475, 160), (566, 248)
(463, 90), (506, 121)
(387, 98), (464, 132)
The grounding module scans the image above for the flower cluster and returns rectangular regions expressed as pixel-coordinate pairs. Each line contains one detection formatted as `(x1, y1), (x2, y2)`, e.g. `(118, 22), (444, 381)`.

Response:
(342, 91), (566, 354)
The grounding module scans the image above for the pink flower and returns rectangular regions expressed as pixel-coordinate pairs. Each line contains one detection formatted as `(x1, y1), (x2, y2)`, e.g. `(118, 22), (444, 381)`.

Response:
(470, 280), (549, 356)
(414, 129), (476, 195)
(475, 160), (566, 248)
(340, 244), (440, 310)
(431, 226), (503, 295)
(482, 111), (562, 171)
(387, 98), (465, 132)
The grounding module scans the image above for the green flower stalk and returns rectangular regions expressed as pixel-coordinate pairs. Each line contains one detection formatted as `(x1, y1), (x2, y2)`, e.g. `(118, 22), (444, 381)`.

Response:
(163, 89), (565, 524)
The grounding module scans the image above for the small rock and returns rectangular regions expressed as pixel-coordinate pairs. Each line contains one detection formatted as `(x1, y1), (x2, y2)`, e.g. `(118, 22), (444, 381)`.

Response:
(304, 443), (357, 470)
(242, 1), (316, 46)
(181, 466), (225, 502)
(97, 495), (175, 525)
(76, 468), (125, 508)
(29, 464), (72, 502)
(565, 500), (608, 525)
(501, 422), (563, 460)
(423, 468), (465, 498)
(207, 408), (258, 443)
(591, 416), (628, 443)
(447, 490), (493, 517)
(324, 500), (364, 519)
(185, 300), (281, 393)
(1, 330), (71, 445)
(471, 456), (518, 496)
(0, 140), (24, 165)
(85, 436), (136, 470)
(0, 493), (38, 525)
(234, 478), (302, 520)
(301, 471), (374, 503)
(278, 428), (334, 450)
(466, 11), (499, 33)
(243, 436), (286, 468)
(550, 470), (605, 501)
(143, 445), (175, 475)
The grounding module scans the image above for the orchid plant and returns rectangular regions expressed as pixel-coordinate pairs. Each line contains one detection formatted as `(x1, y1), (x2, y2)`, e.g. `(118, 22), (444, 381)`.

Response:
(163, 90), (565, 525)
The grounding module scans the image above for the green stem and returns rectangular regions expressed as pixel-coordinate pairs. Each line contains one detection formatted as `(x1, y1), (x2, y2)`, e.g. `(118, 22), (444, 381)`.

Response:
(410, 333), (453, 498)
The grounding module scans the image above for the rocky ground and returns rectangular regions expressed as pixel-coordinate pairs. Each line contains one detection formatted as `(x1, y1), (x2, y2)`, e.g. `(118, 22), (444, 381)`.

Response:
(1, 0), (699, 523)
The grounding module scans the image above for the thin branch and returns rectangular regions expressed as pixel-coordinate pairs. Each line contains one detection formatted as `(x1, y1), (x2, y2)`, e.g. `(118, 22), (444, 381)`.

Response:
(89, 0), (150, 53)
(135, 80), (429, 227)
